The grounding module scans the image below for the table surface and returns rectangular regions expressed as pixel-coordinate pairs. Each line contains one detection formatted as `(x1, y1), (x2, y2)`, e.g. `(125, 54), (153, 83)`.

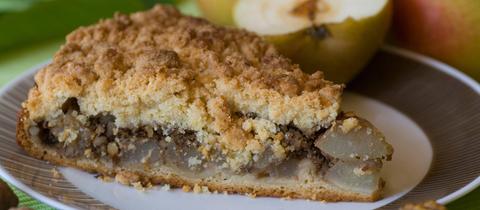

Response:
(0, 40), (478, 210)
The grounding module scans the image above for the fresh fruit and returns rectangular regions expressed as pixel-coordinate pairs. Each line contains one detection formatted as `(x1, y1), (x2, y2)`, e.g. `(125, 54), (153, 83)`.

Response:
(196, 0), (236, 25)
(393, 0), (480, 80)
(195, 0), (392, 83)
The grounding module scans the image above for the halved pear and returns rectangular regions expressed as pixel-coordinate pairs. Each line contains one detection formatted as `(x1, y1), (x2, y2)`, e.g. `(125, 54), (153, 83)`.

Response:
(234, 0), (392, 83)
(195, 0), (237, 26)
(195, 0), (391, 83)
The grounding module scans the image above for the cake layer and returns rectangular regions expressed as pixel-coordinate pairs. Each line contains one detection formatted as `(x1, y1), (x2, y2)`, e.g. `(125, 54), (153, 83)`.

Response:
(18, 109), (387, 201)
(24, 5), (342, 143)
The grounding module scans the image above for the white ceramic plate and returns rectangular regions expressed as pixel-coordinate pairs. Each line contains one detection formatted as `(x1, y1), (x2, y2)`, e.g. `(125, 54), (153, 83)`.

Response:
(0, 47), (479, 209)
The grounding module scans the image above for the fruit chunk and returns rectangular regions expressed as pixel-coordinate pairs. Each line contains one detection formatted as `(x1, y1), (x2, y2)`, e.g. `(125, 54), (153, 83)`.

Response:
(315, 116), (393, 161)
(393, 0), (480, 81)
(316, 114), (392, 195)
(231, 0), (392, 83)
(324, 160), (383, 195)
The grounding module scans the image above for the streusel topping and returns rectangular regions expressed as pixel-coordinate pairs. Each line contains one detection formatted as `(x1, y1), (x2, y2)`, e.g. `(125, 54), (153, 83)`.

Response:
(24, 5), (343, 170)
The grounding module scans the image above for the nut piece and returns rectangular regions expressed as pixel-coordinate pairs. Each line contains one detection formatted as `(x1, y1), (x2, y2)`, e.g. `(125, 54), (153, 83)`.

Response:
(93, 136), (107, 147)
(107, 142), (119, 157)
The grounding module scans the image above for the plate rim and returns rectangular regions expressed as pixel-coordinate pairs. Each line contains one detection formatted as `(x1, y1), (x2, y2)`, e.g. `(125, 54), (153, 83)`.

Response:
(0, 60), (75, 210)
(0, 46), (478, 209)
(381, 46), (480, 205)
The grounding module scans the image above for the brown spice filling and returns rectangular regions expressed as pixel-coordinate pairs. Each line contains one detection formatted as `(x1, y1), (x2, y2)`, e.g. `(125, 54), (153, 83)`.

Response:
(31, 98), (328, 175)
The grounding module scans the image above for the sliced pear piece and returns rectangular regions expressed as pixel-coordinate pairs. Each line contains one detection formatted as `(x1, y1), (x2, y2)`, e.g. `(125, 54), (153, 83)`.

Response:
(231, 0), (392, 83)
(324, 160), (383, 195)
(315, 115), (393, 161)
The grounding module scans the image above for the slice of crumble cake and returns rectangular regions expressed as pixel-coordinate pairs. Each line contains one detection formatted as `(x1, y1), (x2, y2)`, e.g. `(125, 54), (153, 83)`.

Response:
(17, 5), (392, 202)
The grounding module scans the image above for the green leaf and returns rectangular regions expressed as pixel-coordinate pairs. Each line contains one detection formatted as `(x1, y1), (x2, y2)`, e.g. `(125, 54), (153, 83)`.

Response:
(0, 0), (39, 13)
(0, 0), (145, 51)
(176, 0), (200, 17)
(447, 187), (480, 210)
(141, 0), (176, 8)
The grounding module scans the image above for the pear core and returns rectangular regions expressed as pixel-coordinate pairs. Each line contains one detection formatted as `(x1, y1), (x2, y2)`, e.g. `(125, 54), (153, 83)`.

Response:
(234, 0), (388, 35)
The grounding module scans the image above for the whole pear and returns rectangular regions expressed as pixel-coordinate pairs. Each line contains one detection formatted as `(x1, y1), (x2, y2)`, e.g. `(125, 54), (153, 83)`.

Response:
(393, 0), (480, 80)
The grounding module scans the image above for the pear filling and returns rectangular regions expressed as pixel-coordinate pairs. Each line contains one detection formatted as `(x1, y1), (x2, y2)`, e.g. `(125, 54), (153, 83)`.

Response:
(27, 98), (393, 194)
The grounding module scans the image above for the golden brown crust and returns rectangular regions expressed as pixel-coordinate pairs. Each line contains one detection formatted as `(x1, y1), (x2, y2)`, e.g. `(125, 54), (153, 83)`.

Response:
(25, 5), (341, 132)
(22, 5), (343, 169)
(17, 109), (378, 202)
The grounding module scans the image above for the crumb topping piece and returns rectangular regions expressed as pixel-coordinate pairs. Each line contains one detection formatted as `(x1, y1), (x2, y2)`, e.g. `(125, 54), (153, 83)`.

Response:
(400, 200), (446, 210)
(340, 117), (359, 133)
